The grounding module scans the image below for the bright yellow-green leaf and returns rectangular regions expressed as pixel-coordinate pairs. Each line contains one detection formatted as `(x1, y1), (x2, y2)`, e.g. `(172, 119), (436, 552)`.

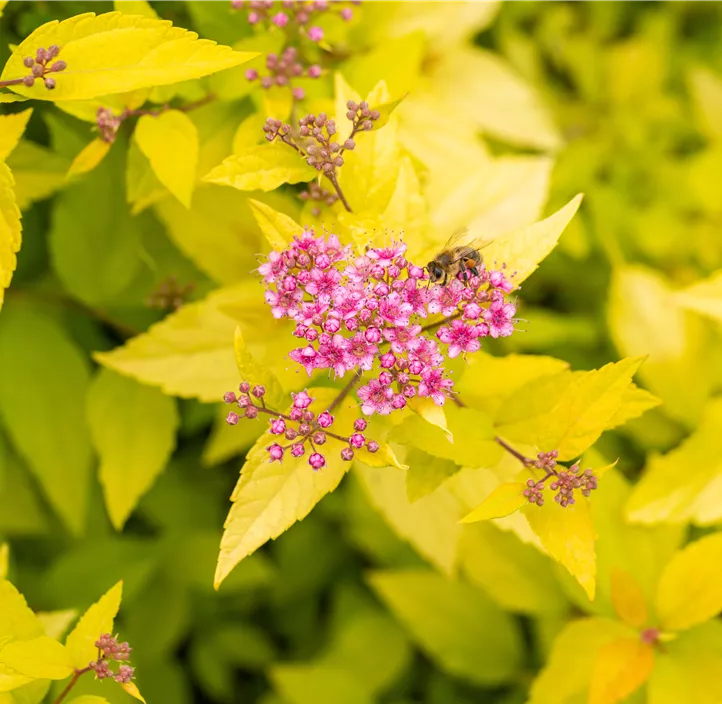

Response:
(607, 383), (662, 430)
(232, 113), (267, 154)
(1, 12), (257, 101)
(0, 547), (6, 581)
(0, 163), (21, 311)
(0, 110), (32, 162)
(675, 270), (722, 325)
(270, 666), (373, 704)
(367, 570), (522, 685)
(372, 93), (407, 130)
(0, 637), (73, 681)
(528, 618), (633, 704)
(68, 697), (110, 704)
(135, 110), (199, 207)
(202, 405), (264, 468)
(65, 581), (123, 669)
(0, 2), (7, 20)
(66, 139), (111, 180)
(203, 144), (316, 191)
(610, 568), (649, 629)
(0, 94), (29, 104)
(589, 637), (655, 704)
(405, 449), (458, 502)
(0, 580), (44, 642)
(121, 682), (146, 703)
(688, 66), (722, 141)
(113, 0), (158, 19)
(656, 532), (722, 632)
(524, 498), (597, 600)
(233, 326), (286, 411)
(37, 610), (78, 641)
(609, 265), (714, 426)
(4, 140), (69, 210)
(215, 389), (356, 588)
(355, 461), (463, 576)
(481, 194), (583, 288)
(95, 288), (240, 402)
(407, 397), (452, 443)
(626, 397), (722, 525)
(355, 437), (407, 471)
(248, 199), (304, 251)
(461, 482), (528, 523)
(87, 369), (179, 530)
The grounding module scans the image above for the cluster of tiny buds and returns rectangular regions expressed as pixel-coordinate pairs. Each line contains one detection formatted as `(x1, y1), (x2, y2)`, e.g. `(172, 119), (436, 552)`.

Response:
(20, 45), (65, 89)
(299, 182), (338, 214)
(345, 100), (380, 132)
(96, 107), (125, 143)
(90, 633), (135, 684)
(522, 450), (599, 507)
(146, 275), (195, 311)
(246, 46), (320, 101)
(224, 382), (378, 468)
(231, 1), (357, 38)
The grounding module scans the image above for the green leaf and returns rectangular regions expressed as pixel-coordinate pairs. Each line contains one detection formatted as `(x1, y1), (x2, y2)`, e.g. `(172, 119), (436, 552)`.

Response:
(0, 546), (6, 581)
(0, 637), (73, 681)
(65, 581), (123, 670)
(606, 383), (662, 430)
(0, 110), (33, 162)
(203, 144), (316, 191)
(87, 369), (179, 530)
(0, 303), (93, 535)
(233, 326), (286, 410)
(135, 110), (199, 208)
(4, 141), (69, 210)
(0, 163), (21, 312)
(68, 697), (111, 704)
(1, 12), (257, 101)
(461, 482), (528, 523)
(215, 388), (356, 588)
(407, 397), (453, 443)
(248, 199), (304, 251)
(367, 569), (522, 685)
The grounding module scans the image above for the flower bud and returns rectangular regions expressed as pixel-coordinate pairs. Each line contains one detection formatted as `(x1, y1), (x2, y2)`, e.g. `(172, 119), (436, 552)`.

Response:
(47, 45), (60, 58)
(272, 11), (288, 26)
(223, 391), (238, 404)
(312, 431), (326, 445)
(51, 60), (67, 72)
(309, 452), (326, 469)
(349, 433), (365, 449)
(308, 65), (321, 78)
(291, 443), (305, 457)
(239, 381), (251, 393)
(23, 56), (34, 68)
(226, 411), (240, 425)
(292, 87), (305, 101)
(341, 447), (354, 461)
(317, 411), (334, 428)
(363, 120), (373, 131)
(268, 443), (284, 462)
(252, 384), (266, 398)
(245, 406), (259, 419)
(31, 64), (44, 77)
(245, 68), (258, 81)
(22, 76), (35, 87)
(346, 100), (358, 111)
(270, 418), (286, 434)
(35, 48), (47, 63)
(366, 440), (379, 453)
(378, 371), (393, 385)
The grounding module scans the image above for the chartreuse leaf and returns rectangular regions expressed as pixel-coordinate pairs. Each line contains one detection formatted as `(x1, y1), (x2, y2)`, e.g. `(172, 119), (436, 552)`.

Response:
(1, 12), (257, 101)
(407, 397), (452, 443)
(610, 569), (648, 629)
(647, 620), (722, 704)
(367, 570), (522, 685)
(270, 666), (374, 704)
(0, 2), (6, 20)
(626, 397), (722, 525)
(0, 546), (6, 580)
(655, 532), (722, 632)
(0, 637), (73, 681)
(405, 449), (458, 502)
(37, 610), (78, 641)
(0, 303), (93, 534)
(0, 580), (44, 642)
(68, 697), (110, 704)
(607, 383), (661, 430)
(114, 0), (158, 19)
(461, 482), (528, 523)
(0, 163), (21, 311)
(589, 638), (655, 704)
(675, 270), (722, 324)
(248, 199), (304, 251)
(524, 498), (597, 600)
(215, 388), (356, 588)
(203, 144), (316, 191)
(65, 581), (123, 669)
(87, 369), (179, 530)
(529, 618), (633, 704)
(95, 288), (240, 402)
(0, 110), (32, 162)
(496, 357), (644, 461)
(5, 140), (69, 210)
(135, 110), (199, 207)
(688, 66), (722, 141)
(121, 680), (146, 702)
(66, 139), (111, 180)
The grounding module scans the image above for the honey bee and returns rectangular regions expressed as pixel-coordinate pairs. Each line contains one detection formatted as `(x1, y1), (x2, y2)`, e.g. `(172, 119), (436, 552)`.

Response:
(426, 229), (492, 285)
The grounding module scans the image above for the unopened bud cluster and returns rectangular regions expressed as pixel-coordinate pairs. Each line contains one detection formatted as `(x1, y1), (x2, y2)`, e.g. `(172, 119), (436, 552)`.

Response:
(20, 45), (65, 89)
(345, 99), (380, 132)
(90, 633), (135, 684)
(231, 1), (357, 37)
(224, 382), (378, 468)
(96, 107), (126, 143)
(523, 451), (599, 507)
(299, 181), (339, 215)
(246, 46), (321, 101)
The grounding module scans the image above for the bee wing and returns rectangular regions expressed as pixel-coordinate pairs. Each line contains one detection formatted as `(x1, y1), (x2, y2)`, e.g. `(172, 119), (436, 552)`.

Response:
(441, 229), (495, 263)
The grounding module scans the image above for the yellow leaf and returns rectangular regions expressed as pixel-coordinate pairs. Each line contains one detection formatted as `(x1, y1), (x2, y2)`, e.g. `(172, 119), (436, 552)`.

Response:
(408, 397), (453, 443)
(688, 66), (722, 141)
(68, 697), (111, 704)
(589, 638), (654, 704)
(461, 482), (528, 523)
(0, 110), (32, 162)
(271, 666), (374, 704)
(675, 270), (722, 325)
(656, 532), (722, 632)
(203, 144), (316, 191)
(1, 12), (257, 101)
(135, 110), (199, 207)
(95, 288), (240, 402)
(0, 94), (29, 104)
(626, 398), (722, 525)
(405, 449), (458, 501)
(523, 498), (597, 600)
(372, 93), (407, 130)
(609, 265), (714, 426)
(481, 194), (583, 288)
(87, 369), (179, 530)
(65, 581), (123, 669)
(121, 681), (146, 703)
(231, 113), (266, 154)
(233, 326), (286, 411)
(355, 440), (407, 472)
(528, 617), (633, 704)
(113, 0), (158, 19)
(0, 2), (6, 19)
(66, 138), (111, 180)
(0, 547), (6, 581)
(610, 569), (649, 629)
(0, 580), (44, 642)
(356, 461), (462, 575)
(248, 198), (304, 251)
(0, 637), (73, 681)
(606, 383), (662, 430)
(0, 163), (21, 312)
(37, 610), (78, 641)
(215, 389), (357, 588)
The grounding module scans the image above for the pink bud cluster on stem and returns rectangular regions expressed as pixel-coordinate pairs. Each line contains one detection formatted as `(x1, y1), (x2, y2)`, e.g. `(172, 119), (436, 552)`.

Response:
(257, 231), (518, 416)
(0, 45), (66, 90)
(224, 382), (378, 467)
(299, 181), (339, 215)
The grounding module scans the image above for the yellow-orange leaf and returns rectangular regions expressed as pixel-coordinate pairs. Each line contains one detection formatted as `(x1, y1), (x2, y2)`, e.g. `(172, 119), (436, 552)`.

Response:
(589, 637), (654, 704)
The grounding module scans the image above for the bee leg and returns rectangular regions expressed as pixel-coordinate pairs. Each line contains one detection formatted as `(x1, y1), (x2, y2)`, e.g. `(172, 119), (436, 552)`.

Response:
(470, 266), (479, 278)
(458, 260), (468, 281)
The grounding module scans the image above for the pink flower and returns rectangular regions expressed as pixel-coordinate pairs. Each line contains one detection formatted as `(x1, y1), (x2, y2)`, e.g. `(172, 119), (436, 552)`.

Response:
(305, 267), (342, 301)
(417, 368), (454, 406)
(340, 7), (352, 20)
(379, 292), (413, 327)
(289, 345), (318, 375)
(344, 332), (377, 370)
(292, 390), (314, 409)
(268, 443), (284, 462)
(488, 270), (514, 293)
(410, 337), (444, 369)
(264, 289), (302, 319)
(317, 334), (349, 377)
(357, 378), (394, 415)
(483, 299), (516, 338)
(258, 251), (286, 282)
(272, 11), (288, 26)
(383, 324), (422, 353)
(317, 411), (334, 428)
(366, 243), (406, 267)
(401, 280), (429, 317)
(308, 26), (324, 41)
(437, 320), (481, 358)
(309, 452), (326, 469)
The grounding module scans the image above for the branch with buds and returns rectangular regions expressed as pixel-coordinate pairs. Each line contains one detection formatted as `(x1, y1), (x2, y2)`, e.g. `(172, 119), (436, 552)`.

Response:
(0, 45), (66, 90)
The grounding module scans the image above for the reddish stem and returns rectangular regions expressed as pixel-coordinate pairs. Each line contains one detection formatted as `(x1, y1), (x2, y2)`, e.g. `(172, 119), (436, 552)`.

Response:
(53, 667), (92, 704)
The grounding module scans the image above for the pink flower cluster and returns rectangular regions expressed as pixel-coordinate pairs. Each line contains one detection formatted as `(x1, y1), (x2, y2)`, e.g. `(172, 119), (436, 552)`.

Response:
(522, 451), (599, 507)
(90, 633), (135, 684)
(258, 231), (517, 415)
(246, 46), (321, 101)
(224, 382), (378, 467)
(232, 0), (357, 35)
